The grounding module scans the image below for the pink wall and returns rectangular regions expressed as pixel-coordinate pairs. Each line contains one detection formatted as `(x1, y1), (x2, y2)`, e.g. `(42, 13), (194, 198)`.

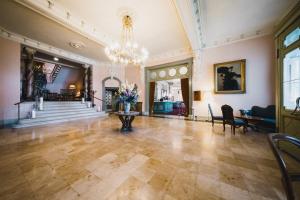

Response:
(193, 35), (275, 117)
(0, 37), (20, 124)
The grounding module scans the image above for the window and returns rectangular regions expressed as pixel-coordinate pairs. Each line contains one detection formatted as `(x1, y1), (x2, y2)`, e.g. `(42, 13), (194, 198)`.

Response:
(284, 27), (300, 47)
(283, 48), (300, 109)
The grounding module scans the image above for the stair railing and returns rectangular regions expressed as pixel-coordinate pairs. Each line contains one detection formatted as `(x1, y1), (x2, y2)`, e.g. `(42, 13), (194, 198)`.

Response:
(83, 90), (104, 108)
(14, 96), (40, 123)
(14, 101), (25, 122)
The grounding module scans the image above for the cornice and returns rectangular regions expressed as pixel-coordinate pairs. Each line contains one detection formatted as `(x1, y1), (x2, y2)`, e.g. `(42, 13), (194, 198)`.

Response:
(172, 0), (202, 51)
(14, 0), (113, 47)
(0, 27), (97, 65)
(146, 47), (193, 67)
(203, 30), (273, 49)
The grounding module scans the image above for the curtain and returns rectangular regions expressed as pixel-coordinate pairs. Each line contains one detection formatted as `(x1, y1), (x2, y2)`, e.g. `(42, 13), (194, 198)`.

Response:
(181, 78), (189, 116)
(149, 82), (155, 115)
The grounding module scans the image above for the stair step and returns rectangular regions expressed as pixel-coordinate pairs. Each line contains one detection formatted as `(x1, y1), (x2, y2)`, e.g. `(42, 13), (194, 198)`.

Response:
(13, 114), (107, 128)
(19, 112), (107, 124)
(36, 110), (98, 118)
(37, 108), (96, 114)
(13, 101), (105, 128)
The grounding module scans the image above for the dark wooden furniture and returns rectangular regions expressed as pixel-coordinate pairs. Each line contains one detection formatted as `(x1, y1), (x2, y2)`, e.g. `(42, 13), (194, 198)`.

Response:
(208, 104), (223, 127)
(115, 111), (139, 132)
(235, 115), (265, 131)
(268, 133), (300, 200)
(221, 104), (247, 135)
(239, 105), (276, 131)
(134, 102), (143, 115)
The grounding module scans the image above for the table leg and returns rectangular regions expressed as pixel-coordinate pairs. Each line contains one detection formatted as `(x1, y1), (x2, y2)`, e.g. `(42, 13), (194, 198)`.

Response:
(128, 116), (135, 131)
(118, 115), (127, 132)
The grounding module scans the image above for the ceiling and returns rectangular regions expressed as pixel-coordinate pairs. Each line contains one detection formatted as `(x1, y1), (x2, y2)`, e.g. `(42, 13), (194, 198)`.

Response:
(0, 0), (298, 64)
(55, 0), (190, 56)
(197, 0), (298, 47)
(0, 0), (107, 62)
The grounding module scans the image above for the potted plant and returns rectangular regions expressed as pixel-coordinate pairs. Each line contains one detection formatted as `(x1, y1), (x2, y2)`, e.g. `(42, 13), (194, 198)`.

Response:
(117, 82), (139, 113)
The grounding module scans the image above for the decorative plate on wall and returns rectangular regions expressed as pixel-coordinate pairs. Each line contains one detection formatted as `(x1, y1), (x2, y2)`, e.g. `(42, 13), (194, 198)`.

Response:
(159, 70), (166, 78)
(150, 72), (157, 79)
(179, 66), (188, 75)
(168, 68), (176, 77)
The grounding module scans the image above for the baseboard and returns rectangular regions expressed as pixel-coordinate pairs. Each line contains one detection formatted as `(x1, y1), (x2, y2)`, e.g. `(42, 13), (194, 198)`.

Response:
(0, 118), (18, 128)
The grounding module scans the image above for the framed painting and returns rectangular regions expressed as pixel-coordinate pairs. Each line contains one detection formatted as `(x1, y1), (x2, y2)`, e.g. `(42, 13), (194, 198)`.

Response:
(214, 59), (246, 94)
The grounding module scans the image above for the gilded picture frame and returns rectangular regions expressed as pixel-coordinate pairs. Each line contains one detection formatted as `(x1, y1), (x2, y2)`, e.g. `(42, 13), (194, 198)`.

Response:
(214, 59), (246, 94)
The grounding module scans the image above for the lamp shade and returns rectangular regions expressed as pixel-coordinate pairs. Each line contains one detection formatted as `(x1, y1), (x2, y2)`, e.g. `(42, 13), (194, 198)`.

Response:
(69, 84), (76, 89)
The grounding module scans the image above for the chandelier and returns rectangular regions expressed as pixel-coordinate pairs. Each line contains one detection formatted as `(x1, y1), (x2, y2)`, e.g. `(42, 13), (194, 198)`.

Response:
(105, 15), (149, 65)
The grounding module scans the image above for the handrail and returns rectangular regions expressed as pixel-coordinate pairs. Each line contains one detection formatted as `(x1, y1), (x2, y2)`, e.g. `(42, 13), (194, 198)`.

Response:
(83, 90), (104, 108)
(14, 100), (26, 122)
(14, 97), (40, 122)
(268, 133), (300, 200)
(14, 100), (25, 105)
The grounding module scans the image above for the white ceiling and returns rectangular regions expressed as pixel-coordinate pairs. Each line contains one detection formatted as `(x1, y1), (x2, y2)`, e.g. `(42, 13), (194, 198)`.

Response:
(55, 0), (190, 56)
(197, 0), (298, 47)
(0, 0), (298, 63)
(0, 0), (107, 62)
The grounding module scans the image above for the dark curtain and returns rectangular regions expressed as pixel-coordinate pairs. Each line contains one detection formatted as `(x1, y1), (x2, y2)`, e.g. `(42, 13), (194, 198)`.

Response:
(149, 82), (155, 115)
(181, 78), (189, 116)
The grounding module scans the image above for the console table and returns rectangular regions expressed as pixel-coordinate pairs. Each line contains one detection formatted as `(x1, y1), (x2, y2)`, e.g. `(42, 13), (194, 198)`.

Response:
(115, 111), (139, 132)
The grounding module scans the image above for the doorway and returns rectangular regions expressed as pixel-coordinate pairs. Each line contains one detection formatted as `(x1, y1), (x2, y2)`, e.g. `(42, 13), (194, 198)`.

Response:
(102, 76), (121, 112)
(153, 79), (186, 116)
(104, 87), (119, 112)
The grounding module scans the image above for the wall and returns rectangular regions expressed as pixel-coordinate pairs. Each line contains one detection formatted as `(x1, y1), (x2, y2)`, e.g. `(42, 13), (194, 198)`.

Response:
(125, 65), (145, 105)
(46, 66), (84, 93)
(0, 37), (20, 126)
(193, 35), (275, 117)
(92, 64), (125, 109)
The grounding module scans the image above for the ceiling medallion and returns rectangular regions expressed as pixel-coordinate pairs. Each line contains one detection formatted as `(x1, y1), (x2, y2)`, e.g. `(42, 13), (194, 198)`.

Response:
(69, 41), (85, 49)
(105, 15), (149, 65)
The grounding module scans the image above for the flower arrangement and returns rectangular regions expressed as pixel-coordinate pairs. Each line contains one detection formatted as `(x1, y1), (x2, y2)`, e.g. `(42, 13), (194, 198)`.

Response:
(117, 81), (139, 105)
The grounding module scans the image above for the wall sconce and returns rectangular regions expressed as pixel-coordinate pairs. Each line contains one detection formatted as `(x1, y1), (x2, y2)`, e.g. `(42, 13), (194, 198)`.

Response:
(193, 91), (201, 101)
(69, 84), (76, 89)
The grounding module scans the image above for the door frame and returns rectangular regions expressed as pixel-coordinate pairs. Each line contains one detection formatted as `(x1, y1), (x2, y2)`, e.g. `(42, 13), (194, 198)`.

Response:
(102, 77), (121, 112)
(144, 58), (193, 116)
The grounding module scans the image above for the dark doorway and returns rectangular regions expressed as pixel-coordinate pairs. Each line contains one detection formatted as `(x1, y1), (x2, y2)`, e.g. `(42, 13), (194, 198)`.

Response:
(104, 87), (119, 112)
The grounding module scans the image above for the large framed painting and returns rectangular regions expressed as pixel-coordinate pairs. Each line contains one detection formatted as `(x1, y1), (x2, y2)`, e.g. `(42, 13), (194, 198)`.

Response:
(214, 59), (246, 94)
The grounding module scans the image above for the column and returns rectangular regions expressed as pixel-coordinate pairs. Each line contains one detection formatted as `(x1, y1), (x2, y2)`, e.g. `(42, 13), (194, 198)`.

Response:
(24, 47), (36, 100)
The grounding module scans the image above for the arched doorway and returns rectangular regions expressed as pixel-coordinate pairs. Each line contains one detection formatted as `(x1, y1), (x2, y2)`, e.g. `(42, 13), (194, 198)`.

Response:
(102, 77), (121, 112)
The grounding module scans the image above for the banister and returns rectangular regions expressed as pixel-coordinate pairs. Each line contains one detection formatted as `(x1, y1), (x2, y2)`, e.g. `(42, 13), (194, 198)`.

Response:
(14, 100), (25, 105)
(14, 100), (25, 122)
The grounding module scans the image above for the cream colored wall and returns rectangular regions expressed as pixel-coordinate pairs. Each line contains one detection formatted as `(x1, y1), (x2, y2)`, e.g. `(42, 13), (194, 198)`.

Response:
(193, 35), (275, 117)
(0, 37), (21, 125)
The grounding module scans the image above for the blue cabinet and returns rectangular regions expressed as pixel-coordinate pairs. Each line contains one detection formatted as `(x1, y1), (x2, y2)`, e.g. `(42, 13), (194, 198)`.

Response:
(153, 102), (173, 114)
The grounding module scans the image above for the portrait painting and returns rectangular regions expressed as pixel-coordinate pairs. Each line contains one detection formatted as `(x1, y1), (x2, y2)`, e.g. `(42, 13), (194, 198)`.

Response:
(214, 59), (246, 94)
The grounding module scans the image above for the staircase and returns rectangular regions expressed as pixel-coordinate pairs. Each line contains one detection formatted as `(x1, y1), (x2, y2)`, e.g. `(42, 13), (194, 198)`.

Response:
(51, 64), (62, 83)
(13, 101), (107, 128)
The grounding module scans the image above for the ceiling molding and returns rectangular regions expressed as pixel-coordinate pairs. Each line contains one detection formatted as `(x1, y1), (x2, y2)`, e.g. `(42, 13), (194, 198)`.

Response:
(14, 0), (113, 47)
(172, 0), (202, 51)
(203, 29), (273, 49)
(0, 27), (97, 65)
(146, 47), (193, 67)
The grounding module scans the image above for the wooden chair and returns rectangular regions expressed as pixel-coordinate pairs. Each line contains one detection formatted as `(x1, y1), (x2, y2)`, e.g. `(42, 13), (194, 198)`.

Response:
(208, 104), (223, 127)
(221, 104), (247, 135)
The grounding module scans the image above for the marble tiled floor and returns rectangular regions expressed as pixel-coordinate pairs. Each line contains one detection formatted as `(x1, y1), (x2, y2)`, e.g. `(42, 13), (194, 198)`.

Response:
(0, 116), (288, 199)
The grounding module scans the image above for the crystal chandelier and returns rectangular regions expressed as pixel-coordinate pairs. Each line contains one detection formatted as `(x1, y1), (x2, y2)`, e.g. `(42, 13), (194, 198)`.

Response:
(105, 15), (149, 65)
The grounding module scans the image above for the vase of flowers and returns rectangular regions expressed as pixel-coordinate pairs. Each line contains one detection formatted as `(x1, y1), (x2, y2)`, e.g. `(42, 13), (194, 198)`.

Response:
(117, 81), (139, 113)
